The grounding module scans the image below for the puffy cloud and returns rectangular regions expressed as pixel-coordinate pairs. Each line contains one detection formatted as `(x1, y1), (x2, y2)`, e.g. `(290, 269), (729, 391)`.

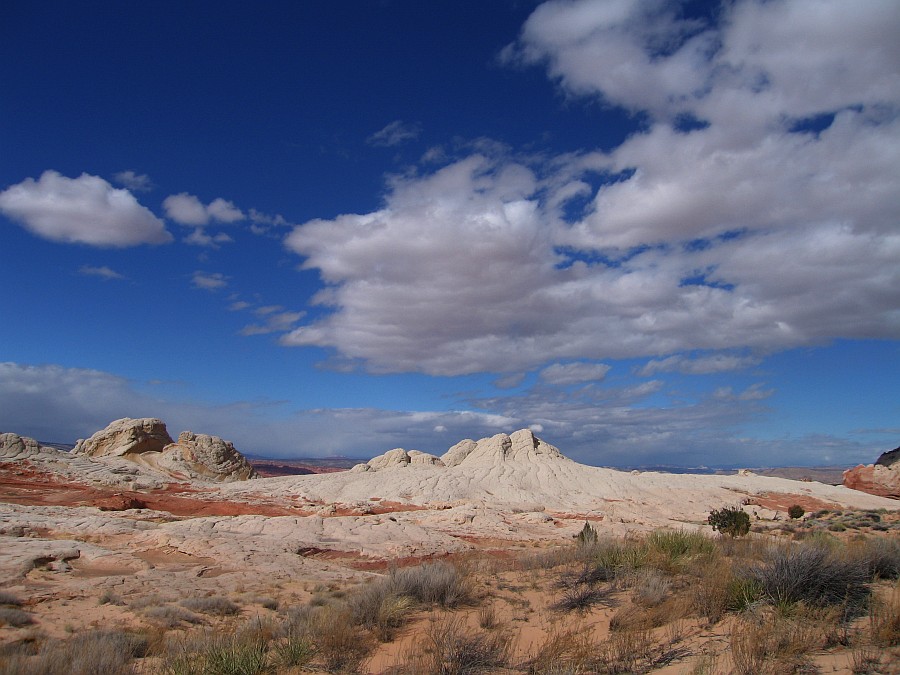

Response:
(78, 265), (126, 281)
(540, 362), (611, 385)
(0, 171), (172, 247)
(191, 271), (228, 291)
(281, 1), (900, 377)
(367, 120), (421, 147)
(163, 193), (245, 225)
(112, 170), (152, 192)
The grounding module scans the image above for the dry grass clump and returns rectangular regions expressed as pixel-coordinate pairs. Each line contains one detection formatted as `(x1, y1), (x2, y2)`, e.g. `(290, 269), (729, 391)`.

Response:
(396, 613), (513, 674)
(180, 595), (242, 616)
(390, 561), (472, 607)
(729, 605), (841, 675)
(0, 607), (34, 628)
(869, 580), (900, 647)
(160, 629), (268, 675)
(287, 603), (373, 673)
(0, 630), (146, 675)
(143, 603), (204, 627)
(745, 542), (871, 611)
(0, 591), (23, 607)
(525, 625), (594, 674)
(347, 560), (472, 641)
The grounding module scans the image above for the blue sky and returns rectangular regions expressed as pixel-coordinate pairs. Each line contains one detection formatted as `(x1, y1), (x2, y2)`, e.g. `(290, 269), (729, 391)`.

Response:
(1, 0), (898, 467)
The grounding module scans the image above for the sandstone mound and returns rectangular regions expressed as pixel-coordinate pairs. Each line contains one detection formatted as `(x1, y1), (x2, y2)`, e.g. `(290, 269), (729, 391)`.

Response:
(154, 431), (257, 482)
(73, 417), (173, 457)
(443, 429), (566, 466)
(73, 418), (256, 483)
(352, 447), (444, 472)
(0, 432), (66, 461)
(843, 445), (900, 499)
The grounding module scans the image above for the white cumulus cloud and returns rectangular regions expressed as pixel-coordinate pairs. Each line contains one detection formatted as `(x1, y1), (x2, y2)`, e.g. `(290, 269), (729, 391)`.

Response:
(0, 171), (172, 247)
(163, 193), (245, 226)
(280, 1), (900, 377)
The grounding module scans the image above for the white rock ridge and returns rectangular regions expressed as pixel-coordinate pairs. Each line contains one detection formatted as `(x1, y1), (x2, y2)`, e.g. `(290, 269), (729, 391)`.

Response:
(74, 418), (257, 482)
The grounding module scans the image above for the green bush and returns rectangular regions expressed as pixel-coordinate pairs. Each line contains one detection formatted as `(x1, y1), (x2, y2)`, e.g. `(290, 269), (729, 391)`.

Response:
(708, 507), (751, 538)
(788, 505), (805, 520)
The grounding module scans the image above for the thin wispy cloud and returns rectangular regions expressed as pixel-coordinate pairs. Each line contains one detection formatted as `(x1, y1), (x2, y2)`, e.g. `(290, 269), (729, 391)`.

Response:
(112, 170), (153, 192)
(367, 120), (421, 147)
(191, 271), (228, 291)
(78, 265), (126, 281)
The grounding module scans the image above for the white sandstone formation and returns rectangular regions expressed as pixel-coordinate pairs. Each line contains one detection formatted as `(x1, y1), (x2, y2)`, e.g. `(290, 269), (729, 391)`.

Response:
(16, 418), (258, 483)
(1, 432), (65, 461)
(73, 417), (173, 457)
(353, 447), (444, 472)
(154, 431), (257, 482)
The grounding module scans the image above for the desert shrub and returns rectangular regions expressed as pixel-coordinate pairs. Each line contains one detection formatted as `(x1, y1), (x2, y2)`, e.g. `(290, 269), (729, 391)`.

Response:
(181, 596), (241, 616)
(588, 538), (648, 579)
(243, 595), (278, 611)
(708, 506), (750, 537)
(143, 604), (204, 627)
(273, 625), (315, 668)
(162, 630), (268, 675)
(689, 560), (732, 623)
(746, 543), (870, 610)
(730, 606), (842, 675)
(400, 614), (512, 674)
(477, 603), (498, 629)
(390, 561), (471, 608)
(646, 529), (716, 567)
(0, 591), (23, 607)
(1, 630), (143, 675)
(98, 589), (124, 606)
(525, 626), (594, 674)
(788, 505), (805, 519)
(346, 576), (414, 640)
(575, 521), (598, 546)
(725, 576), (764, 611)
(853, 537), (900, 580)
(633, 568), (670, 607)
(592, 628), (655, 674)
(869, 582), (900, 647)
(552, 584), (615, 612)
(290, 604), (372, 673)
(0, 607), (34, 628)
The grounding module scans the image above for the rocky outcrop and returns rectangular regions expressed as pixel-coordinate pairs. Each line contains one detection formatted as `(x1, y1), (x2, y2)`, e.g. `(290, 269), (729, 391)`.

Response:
(73, 418), (173, 457)
(156, 431), (257, 482)
(0, 433), (65, 461)
(71, 418), (256, 483)
(354, 447), (444, 472)
(843, 446), (900, 499)
(442, 429), (566, 466)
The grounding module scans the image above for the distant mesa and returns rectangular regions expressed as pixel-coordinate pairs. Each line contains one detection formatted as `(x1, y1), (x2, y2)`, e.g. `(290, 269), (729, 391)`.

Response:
(73, 417), (257, 483)
(843, 445), (900, 499)
(351, 428), (567, 473)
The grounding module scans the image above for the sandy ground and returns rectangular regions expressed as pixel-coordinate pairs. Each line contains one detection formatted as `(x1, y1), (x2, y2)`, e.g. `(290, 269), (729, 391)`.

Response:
(2, 432), (899, 672)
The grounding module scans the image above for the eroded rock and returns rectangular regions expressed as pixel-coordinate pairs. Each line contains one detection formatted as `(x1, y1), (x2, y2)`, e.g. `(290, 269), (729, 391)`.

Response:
(843, 446), (900, 499)
(73, 418), (173, 458)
